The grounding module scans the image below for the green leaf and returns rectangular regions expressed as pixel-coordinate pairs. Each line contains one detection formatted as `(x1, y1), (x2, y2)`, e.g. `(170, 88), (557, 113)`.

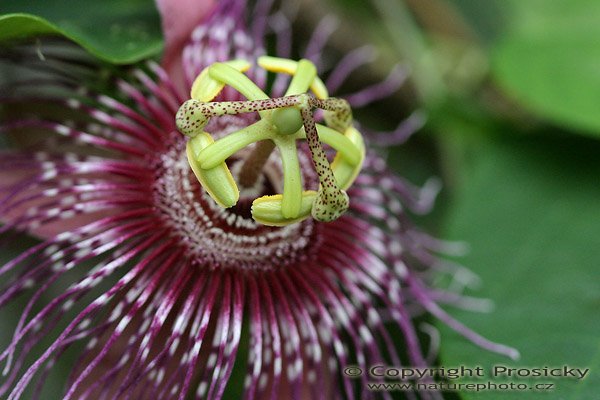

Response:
(0, 0), (163, 64)
(439, 134), (600, 399)
(445, 0), (508, 44)
(491, 0), (600, 136)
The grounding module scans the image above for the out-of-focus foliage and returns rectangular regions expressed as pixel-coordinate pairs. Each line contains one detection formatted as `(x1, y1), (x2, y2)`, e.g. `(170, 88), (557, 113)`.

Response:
(441, 133), (600, 399)
(489, 0), (600, 136)
(0, 0), (162, 63)
(333, 1), (600, 398)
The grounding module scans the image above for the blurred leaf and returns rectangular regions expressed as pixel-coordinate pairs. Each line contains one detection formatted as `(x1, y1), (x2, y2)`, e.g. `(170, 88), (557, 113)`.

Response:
(445, 0), (507, 44)
(490, 0), (600, 136)
(439, 134), (600, 399)
(0, 0), (162, 63)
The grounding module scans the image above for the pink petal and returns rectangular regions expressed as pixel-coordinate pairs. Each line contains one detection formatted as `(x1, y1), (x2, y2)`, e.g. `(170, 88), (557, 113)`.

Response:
(155, 0), (216, 81)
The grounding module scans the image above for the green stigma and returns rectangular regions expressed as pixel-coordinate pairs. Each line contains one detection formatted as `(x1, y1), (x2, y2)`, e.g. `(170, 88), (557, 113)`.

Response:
(175, 57), (365, 226)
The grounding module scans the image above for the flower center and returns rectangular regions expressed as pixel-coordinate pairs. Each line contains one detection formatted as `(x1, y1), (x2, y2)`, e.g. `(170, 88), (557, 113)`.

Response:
(175, 57), (366, 226)
(151, 129), (321, 271)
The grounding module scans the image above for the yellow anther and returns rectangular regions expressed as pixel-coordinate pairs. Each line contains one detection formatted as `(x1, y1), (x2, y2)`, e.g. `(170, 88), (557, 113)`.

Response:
(257, 56), (329, 99)
(251, 191), (317, 226)
(208, 63), (269, 101)
(186, 133), (239, 208)
(190, 59), (251, 101)
(285, 59), (317, 96)
(330, 127), (365, 190)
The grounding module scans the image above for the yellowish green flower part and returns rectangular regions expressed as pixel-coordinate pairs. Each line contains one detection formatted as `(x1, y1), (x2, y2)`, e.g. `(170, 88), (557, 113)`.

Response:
(175, 57), (365, 226)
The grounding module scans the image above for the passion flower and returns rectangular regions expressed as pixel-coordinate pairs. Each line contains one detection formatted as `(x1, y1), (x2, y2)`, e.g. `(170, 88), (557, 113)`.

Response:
(0, 0), (518, 399)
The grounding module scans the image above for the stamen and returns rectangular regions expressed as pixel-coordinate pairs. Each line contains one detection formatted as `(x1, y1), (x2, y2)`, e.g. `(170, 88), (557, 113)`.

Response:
(198, 120), (273, 169)
(258, 56), (329, 98)
(284, 59), (316, 95)
(186, 133), (239, 208)
(190, 60), (251, 101)
(175, 58), (366, 226)
(208, 63), (269, 102)
(277, 137), (303, 218)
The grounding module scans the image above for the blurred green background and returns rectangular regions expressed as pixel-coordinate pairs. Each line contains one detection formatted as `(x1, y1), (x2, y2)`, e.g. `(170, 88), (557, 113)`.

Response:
(1, 0), (599, 399)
